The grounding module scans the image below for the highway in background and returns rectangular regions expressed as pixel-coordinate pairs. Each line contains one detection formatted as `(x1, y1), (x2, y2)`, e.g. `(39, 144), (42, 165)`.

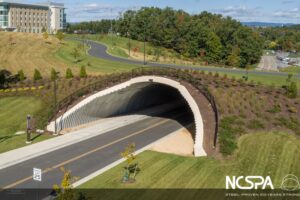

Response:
(85, 39), (300, 78)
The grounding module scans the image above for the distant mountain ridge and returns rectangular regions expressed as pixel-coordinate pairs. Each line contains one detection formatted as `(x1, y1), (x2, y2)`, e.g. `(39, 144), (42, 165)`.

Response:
(242, 22), (296, 27)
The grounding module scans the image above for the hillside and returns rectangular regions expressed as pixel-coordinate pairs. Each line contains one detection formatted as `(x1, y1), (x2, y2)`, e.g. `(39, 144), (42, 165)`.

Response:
(0, 32), (140, 77)
(0, 32), (68, 76)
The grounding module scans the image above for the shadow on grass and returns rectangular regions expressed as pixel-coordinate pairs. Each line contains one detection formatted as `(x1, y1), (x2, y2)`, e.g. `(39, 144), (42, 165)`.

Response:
(0, 133), (42, 144)
(0, 135), (17, 143)
(31, 134), (42, 141)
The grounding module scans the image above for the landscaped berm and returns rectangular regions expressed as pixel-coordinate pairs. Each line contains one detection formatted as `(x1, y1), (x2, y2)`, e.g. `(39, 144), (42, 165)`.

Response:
(1, 67), (299, 195)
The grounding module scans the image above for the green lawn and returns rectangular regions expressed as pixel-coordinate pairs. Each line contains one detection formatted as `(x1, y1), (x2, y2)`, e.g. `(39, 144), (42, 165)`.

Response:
(55, 39), (141, 75)
(80, 132), (300, 189)
(280, 66), (300, 74)
(214, 71), (300, 87)
(0, 97), (53, 153)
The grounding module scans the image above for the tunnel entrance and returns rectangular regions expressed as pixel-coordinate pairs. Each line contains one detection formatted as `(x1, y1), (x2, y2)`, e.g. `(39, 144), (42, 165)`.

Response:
(77, 82), (195, 136)
(48, 76), (208, 156)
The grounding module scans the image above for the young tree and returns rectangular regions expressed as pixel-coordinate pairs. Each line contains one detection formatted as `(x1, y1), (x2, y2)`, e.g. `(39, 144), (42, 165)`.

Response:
(121, 143), (140, 182)
(227, 47), (241, 67)
(286, 81), (298, 98)
(71, 48), (80, 62)
(53, 167), (77, 200)
(56, 31), (65, 42)
(33, 69), (42, 81)
(0, 69), (12, 88)
(65, 68), (74, 79)
(41, 27), (46, 33)
(79, 66), (87, 78)
(51, 68), (58, 81)
(284, 74), (298, 98)
(43, 31), (49, 40)
(18, 70), (26, 81)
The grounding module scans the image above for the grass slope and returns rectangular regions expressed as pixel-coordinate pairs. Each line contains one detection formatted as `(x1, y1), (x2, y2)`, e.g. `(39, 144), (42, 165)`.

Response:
(54, 39), (140, 75)
(280, 66), (300, 74)
(0, 32), (68, 76)
(0, 96), (52, 153)
(0, 32), (140, 77)
(80, 132), (300, 189)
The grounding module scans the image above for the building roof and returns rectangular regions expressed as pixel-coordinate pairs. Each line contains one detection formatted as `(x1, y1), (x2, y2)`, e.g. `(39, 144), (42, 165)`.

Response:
(0, 1), (64, 9)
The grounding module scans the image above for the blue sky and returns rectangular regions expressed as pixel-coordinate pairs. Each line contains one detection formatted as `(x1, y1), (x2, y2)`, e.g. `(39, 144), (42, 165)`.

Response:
(26, 0), (300, 23)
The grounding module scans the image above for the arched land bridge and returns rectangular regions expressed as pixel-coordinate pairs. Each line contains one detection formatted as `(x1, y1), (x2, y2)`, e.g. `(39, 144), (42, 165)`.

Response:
(48, 68), (218, 157)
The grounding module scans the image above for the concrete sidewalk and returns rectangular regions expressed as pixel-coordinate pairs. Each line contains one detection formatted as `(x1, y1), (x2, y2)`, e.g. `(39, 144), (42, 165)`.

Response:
(0, 114), (149, 170)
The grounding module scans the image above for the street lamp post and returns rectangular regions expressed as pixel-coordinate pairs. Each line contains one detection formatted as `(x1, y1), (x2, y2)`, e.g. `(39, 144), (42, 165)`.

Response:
(143, 28), (146, 65)
(26, 114), (31, 144)
(53, 72), (60, 136)
(127, 32), (131, 57)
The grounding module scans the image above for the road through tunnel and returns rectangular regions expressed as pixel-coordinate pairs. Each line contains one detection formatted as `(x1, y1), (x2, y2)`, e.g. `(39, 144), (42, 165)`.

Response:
(48, 76), (215, 156)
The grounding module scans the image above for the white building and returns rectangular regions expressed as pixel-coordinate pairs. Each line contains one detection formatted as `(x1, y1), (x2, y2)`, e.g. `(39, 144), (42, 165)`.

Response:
(0, 0), (66, 33)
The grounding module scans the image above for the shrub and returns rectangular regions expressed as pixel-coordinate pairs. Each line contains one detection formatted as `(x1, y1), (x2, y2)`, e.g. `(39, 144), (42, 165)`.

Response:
(288, 106), (297, 113)
(18, 70), (26, 81)
(33, 69), (42, 81)
(286, 82), (298, 98)
(65, 68), (74, 79)
(51, 68), (58, 81)
(56, 31), (65, 41)
(276, 117), (299, 132)
(267, 104), (281, 113)
(79, 66), (87, 78)
(247, 120), (265, 129)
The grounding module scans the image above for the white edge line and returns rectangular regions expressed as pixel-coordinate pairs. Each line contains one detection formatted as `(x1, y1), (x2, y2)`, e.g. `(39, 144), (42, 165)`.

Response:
(72, 127), (187, 188)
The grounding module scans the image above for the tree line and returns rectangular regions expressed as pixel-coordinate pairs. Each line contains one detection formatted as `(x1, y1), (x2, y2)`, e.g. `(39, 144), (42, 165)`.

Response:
(258, 25), (300, 52)
(67, 7), (264, 68)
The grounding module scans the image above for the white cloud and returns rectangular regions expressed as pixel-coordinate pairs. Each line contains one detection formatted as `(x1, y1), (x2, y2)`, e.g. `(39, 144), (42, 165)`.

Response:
(281, 0), (295, 4)
(211, 5), (300, 23)
(65, 2), (131, 22)
(273, 7), (300, 19)
(215, 6), (260, 17)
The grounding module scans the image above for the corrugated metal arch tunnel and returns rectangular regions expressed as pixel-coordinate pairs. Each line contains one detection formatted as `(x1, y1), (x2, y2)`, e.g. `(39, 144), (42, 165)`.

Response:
(48, 76), (208, 156)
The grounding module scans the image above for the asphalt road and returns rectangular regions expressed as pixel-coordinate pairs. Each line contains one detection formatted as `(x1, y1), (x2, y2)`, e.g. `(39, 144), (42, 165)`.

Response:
(0, 108), (191, 199)
(257, 56), (279, 71)
(84, 39), (300, 78)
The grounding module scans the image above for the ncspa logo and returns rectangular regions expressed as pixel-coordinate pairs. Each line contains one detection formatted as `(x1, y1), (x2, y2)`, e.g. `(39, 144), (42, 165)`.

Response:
(226, 176), (274, 190)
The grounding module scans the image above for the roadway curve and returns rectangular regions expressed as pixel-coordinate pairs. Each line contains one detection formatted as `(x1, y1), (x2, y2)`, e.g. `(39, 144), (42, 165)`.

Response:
(86, 39), (300, 78)
(0, 109), (191, 199)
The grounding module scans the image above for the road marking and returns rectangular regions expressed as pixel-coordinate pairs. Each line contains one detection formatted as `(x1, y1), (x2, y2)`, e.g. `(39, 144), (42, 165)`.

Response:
(2, 118), (173, 189)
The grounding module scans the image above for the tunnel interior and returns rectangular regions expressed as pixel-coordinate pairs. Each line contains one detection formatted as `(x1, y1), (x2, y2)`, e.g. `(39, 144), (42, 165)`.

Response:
(60, 82), (196, 138)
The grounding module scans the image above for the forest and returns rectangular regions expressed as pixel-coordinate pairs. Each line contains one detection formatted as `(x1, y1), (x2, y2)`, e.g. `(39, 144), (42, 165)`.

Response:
(67, 7), (300, 68)
(259, 26), (300, 52)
